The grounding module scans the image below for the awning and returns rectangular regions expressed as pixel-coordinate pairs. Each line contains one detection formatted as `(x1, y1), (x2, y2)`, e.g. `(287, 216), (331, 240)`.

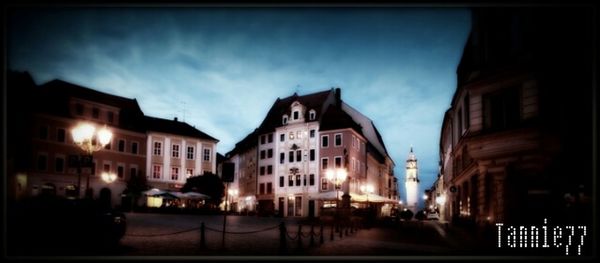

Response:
(309, 191), (397, 203)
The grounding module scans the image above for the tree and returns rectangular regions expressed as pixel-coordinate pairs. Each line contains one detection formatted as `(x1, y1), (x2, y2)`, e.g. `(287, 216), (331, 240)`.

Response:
(181, 172), (224, 207)
(124, 170), (149, 210)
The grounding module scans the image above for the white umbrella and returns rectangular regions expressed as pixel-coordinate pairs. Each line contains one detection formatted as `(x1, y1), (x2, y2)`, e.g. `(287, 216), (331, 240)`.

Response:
(142, 188), (166, 196)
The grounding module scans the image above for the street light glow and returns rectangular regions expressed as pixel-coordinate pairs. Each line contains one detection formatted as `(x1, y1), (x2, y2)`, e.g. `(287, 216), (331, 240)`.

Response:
(423, 194), (428, 200)
(101, 172), (117, 183)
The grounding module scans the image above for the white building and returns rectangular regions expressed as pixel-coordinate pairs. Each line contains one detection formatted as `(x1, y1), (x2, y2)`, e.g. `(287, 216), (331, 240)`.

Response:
(144, 116), (218, 191)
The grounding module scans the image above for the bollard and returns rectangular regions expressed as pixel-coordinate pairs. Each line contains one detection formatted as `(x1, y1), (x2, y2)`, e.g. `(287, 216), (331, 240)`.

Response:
(297, 225), (303, 248)
(320, 224), (324, 244)
(330, 224), (334, 241)
(310, 224), (315, 247)
(339, 224), (343, 238)
(200, 222), (206, 249)
(279, 222), (287, 253)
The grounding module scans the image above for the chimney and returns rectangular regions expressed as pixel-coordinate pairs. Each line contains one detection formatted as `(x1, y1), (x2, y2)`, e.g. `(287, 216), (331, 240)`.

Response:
(174, 117), (178, 122)
(335, 87), (341, 106)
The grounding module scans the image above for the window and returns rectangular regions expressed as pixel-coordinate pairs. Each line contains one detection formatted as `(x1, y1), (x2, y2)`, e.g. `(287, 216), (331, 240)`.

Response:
(260, 166), (265, 176)
(153, 165), (162, 179)
(172, 144), (180, 158)
(293, 111), (299, 120)
(483, 88), (520, 131)
(267, 149), (273, 158)
(267, 165), (273, 175)
(37, 154), (47, 171)
(310, 149), (315, 161)
(171, 167), (179, 180)
(267, 183), (272, 194)
(280, 134), (285, 142)
(289, 132), (294, 140)
(287, 197), (294, 217)
(55, 157), (64, 173)
(295, 196), (302, 216)
(268, 134), (273, 143)
(295, 174), (301, 186)
(187, 146), (194, 160)
(289, 151), (294, 163)
(260, 150), (266, 159)
(334, 133), (342, 147)
(153, 141), (162, 156)
(321, 158), (329, 170)
(283, 115), (288, 125)
(203, 148), (211, 161)
(296, 150), (302, 162)
(260, 135), (266, 145)
(280, 176), (284, 187)
(131, 142), (138, 154)
(321, 135), (329, 148)
(335, 156), (342, 168)
(260, 183), (265, 195)
(107, 112), (114, 123)
(310, 129), (315, 138)
(118, 165), (124, 178)
(92, 108), (99, 118)
(57, 128), (65, 143)
(104, 139), (112, 150)
(39, 126), (48, 140)
(303, 174), (307, 186)
(309, 174), (315, 186)
(119, 139), (126, 152)
(289, 175), (294, 186)
(464, 95), (470, 129)
(103, 164), (110, 173)
(186, 169), (194, 178)
(130, 167), (138, 178)
(321, 178), (328, 190)
(352, 135), (356, 148)
(280, 153), (285, 164)
(75, 103), (84, 115)
(309, 110), (316, 120)
(297, 131), (302, 139)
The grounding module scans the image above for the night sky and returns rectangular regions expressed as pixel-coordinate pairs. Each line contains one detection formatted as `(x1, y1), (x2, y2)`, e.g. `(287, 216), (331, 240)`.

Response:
(8, 7), (471, 206)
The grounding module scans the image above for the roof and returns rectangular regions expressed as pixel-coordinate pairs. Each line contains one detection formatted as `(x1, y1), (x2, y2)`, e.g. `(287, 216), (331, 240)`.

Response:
(35, 79), (147, 132)
(144, 116), (218, 142)
(255, 89), (335, 134)
(229, 88), (393, 164)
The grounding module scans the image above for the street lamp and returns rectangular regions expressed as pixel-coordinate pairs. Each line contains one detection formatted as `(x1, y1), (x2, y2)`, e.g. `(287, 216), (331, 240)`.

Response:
(227, 189), (238, 212)
(71, 122), (112, 199)
(101, 172), (117, 184)
(326, 168), (348, 206)
(360, 184), (374, 204)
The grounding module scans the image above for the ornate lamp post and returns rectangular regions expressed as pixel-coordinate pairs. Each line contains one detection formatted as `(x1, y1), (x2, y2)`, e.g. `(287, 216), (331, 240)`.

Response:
(71, 122), (112, 199)
(227, 189), (238, 213)
(326, 168), (348, 206)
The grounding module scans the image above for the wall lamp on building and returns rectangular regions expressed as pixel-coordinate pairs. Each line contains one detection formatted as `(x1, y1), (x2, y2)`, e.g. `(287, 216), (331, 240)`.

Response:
(423, 194), (428, 200)
(71, 122), (112, 198)
(101, 172), (117, 184)
(435, 195), (446, 206)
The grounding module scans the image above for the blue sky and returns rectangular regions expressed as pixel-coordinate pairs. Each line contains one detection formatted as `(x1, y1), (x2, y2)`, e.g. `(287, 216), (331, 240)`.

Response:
(8, 7), (471, 207)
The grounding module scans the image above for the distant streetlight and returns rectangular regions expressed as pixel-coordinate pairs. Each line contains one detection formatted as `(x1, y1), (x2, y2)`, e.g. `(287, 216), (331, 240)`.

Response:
(435, 195), (446, 205)
(72, 122), (112, 198)
(423, 194), (428, 200)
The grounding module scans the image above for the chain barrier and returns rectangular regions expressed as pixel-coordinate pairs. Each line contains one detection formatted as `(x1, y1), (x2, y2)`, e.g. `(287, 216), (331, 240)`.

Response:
(204, 224), (280, 235)
(125, 226), (201, 237)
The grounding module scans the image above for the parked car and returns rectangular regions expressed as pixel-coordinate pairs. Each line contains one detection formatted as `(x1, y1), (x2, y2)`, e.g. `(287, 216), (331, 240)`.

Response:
(426, 211), (440, 220)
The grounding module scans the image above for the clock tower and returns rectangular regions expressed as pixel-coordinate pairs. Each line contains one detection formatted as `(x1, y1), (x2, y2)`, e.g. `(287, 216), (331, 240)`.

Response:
(405, 147), (419, 213)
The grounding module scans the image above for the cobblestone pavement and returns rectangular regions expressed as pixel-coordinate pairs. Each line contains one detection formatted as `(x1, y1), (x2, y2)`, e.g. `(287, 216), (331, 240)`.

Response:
(114, 213), (492, 257)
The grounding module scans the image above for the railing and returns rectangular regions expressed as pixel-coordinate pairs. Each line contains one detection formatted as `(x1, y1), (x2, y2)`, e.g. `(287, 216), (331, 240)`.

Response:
(125, 220), (362, 254)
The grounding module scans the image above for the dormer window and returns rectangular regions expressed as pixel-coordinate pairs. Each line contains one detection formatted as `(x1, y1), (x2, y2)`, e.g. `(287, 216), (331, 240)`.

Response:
(309, 110), (316, 121)
(293, 111), (299, 120)
(283, 114), (289, 125)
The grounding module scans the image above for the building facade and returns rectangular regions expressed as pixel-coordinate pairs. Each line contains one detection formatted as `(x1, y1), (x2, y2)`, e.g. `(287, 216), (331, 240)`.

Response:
(144, 116), (219, 192)
(436, 7), (593, 228)
(225, 88), (398, 217)
(7, 73), (218, 207)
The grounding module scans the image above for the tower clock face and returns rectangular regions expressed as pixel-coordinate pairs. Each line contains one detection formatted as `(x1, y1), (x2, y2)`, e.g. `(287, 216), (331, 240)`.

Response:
(407, 161), (416, 169)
